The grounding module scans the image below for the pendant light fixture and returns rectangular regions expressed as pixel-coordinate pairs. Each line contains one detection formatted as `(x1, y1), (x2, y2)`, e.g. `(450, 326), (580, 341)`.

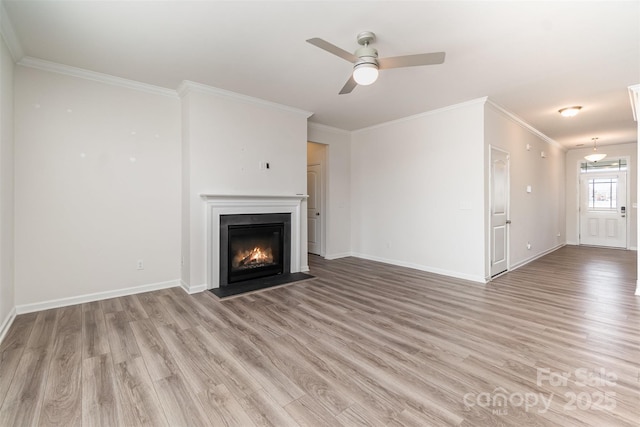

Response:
(584, 137), (606, 162)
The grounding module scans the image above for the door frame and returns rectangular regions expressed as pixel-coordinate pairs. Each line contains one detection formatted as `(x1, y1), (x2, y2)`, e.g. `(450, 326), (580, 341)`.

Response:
(488, 146), (511, 279)
(307, 142), (327, 257)
(576, 156), (630, 249)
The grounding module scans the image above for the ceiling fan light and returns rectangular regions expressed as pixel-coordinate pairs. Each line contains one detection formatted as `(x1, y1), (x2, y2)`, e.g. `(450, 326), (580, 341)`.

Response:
(353, 63), (378, 86)
(559, 106), (582, 117)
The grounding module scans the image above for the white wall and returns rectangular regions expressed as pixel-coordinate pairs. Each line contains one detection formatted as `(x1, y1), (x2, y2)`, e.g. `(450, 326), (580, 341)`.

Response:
(180, 83), (310, 290)
(307, 123), (351, 259)
(350, 100), (486, 282)
(181, 87), (191, 287)
(14, 66), (181, 310)
(565, 143), (637, 248)
(484, 103), (566, 274)
(0, 29), (15, 338)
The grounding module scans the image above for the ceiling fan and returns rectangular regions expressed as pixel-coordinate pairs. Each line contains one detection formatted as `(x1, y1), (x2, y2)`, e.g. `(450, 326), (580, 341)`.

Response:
(306, 31), (445, 95)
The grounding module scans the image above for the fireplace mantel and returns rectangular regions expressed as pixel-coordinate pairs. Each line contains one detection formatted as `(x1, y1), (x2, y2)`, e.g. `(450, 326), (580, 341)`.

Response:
(201, 194), (308, 204)
(202, 194), (308, 289)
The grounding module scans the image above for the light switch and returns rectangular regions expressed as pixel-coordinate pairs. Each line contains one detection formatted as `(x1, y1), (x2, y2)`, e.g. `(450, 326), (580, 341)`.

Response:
(526, 185), (532, 193)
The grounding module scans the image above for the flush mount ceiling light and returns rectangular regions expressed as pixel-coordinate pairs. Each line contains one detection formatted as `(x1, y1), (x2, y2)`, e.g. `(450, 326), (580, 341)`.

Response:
(585, 137), (607, 162)
(558, 106), (582, 117)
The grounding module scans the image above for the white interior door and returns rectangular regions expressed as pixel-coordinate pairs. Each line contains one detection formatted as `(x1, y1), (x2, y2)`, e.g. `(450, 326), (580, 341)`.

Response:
(307, 164), (322, 255)
(580, 172), (627, 248)
(490, 148), (509, 277)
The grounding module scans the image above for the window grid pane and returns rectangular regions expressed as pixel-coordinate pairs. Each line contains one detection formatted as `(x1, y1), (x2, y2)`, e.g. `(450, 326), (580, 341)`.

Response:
(580, 159), (627, 173)
(588, 178), (617, 210)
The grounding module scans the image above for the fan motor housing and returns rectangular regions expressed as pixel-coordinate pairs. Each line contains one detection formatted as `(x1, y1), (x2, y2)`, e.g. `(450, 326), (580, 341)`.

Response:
(355, 46), (378, 66)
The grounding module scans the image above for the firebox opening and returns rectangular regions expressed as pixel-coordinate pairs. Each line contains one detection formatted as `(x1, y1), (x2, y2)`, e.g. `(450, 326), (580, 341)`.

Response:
(228, 223), (284, 284)
(219, 213), (292, 289)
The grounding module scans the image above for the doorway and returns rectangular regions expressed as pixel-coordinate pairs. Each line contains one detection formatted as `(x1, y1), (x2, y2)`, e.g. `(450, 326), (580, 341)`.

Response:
(490, 147), (510, 277)
(307, 142), (326, 256)
(579, 159), (628, 248)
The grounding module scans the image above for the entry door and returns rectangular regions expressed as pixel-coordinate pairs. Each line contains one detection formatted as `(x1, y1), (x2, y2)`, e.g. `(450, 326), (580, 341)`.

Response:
(307, 164), (322, 255)
(490, 148), (510, 277)
(580, 172), (627, 248)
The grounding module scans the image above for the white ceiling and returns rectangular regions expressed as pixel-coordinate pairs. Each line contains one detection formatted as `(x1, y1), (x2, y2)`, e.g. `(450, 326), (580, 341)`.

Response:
(3, 1), (639, 148)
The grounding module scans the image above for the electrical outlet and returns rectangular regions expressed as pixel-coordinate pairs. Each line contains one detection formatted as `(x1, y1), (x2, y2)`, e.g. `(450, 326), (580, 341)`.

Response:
(137, 259), (144, 270)
(526, 242), (532, 250)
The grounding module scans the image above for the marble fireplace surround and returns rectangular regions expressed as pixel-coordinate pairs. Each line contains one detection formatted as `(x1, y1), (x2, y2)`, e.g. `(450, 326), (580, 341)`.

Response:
(201, 194), (307, 289)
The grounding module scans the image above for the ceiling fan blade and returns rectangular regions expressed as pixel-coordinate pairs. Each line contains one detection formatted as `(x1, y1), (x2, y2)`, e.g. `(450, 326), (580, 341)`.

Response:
(339, 75), (358, 95)
(378, 52), (446, 70)
(306, 38), (359, 63)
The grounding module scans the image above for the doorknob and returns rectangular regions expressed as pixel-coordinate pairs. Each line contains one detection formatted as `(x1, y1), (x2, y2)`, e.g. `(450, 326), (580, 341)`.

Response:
(506, 220), (511, 224)
(316, 212), (320, 216)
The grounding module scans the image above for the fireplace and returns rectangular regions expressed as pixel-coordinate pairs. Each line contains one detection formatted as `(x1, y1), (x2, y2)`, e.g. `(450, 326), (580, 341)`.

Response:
(219, 213), (291, 288)
(200, 194), (309, 297)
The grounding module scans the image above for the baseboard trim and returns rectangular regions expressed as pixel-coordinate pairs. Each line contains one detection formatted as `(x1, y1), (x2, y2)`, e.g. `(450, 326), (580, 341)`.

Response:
(509, 243), (566, 272)
(0, 307), (16, 345)
(15, 279), (181, 314)
(180, 281), (207, 294)
(350, 252), (486, 284)
(324, 252), (352, 260)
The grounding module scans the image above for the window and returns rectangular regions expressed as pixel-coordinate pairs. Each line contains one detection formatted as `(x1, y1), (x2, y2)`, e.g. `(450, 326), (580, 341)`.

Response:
(580, 159), (627, 173)
(588, 178), (617, 210)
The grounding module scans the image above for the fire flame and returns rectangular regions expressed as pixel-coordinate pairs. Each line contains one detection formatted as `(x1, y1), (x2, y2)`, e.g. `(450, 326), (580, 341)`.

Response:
(233, 246), (274, 268)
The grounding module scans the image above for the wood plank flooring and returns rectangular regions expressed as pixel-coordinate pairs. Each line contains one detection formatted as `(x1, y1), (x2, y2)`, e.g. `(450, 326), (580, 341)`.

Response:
(0, 245), (638, 426)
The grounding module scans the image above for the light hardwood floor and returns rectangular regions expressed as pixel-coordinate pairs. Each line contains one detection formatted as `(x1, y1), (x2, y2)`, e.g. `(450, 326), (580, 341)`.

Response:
(0, 245), (638, 426)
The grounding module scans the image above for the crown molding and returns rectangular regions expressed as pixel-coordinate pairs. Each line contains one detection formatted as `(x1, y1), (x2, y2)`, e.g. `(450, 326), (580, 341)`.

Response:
(628, 84), (639, 122)
(353, 97), (489, 134)
(178, 80), (313, 118)
(350, 96), (562, 150)
(485, 99), (563, 150)
(308, 121), (351, 136)
(0, 1), (24, 61)
(17, 56), (178, 98)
